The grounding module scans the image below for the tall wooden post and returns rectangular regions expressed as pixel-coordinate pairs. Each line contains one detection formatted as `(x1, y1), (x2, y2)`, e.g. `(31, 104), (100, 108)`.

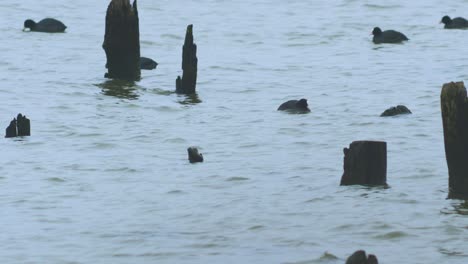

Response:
(340, 141), (387, 186)
(441, 81), (468, 199)
(176, 24), (198, 94)
(103, 0), (140, 81)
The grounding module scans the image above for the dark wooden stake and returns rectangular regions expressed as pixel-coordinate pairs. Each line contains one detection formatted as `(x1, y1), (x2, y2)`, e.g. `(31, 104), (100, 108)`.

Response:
(441, 81), (468, 199)
(176, 24), (198, 94)
(5, 113), (30, 138)
(17, 114), (30, 136)
(103, 0), (140, 81)
(5, 119), (17, 138)
(340, 141), (387, 186)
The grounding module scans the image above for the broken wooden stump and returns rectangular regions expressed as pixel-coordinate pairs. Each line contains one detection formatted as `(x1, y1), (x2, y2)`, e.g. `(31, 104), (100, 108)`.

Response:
(346, 250), (378, 264)
(176, 24), (198, 94)
(340, 141), (387, 186)
(441, 81), (468, 199)
(16, 114), (30, 136)
(5, 114), (30, 138)
(188, 147), (203, 163)
(5, 119), (17, 138)
(103, 0), (140, 81)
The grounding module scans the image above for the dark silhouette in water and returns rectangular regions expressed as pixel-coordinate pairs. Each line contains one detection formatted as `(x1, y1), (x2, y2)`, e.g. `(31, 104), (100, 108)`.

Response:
(5, 119), (17, 138)
(176, 25), (198, 94)
(277, 98), (310, 113)
(346, 250), (378, 264)
(140, 57), (158, 70)
(5, 114), (30, 138)
(372, 27), (408, 44)
(188, 147), (203, 163)
(341, 141), (387, 186)
(441, 81), (468, 200)
(441, 16), (468, 29)
(103, 0), (141, 81)
(380, 105), (412, 117)
(23, 18), (66, 33)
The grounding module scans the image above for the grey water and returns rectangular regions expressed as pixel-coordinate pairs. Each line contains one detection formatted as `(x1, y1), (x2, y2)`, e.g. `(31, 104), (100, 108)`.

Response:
(1, 0), (468, 263)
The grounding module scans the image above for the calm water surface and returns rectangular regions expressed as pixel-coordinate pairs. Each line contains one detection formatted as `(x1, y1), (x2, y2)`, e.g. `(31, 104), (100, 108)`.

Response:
(1, 0), (468, 263)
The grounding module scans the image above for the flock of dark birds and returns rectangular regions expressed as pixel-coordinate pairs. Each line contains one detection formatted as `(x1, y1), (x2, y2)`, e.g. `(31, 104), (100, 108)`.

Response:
(17, 13), (468, 264)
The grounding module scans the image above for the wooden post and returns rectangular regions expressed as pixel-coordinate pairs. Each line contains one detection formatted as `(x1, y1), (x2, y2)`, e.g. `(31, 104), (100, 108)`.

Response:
(5, 119), (17, 138)
(16, 114), (30, 136)
(4, 114), (30, 138)
(103, 0), (140, 81)
(176, 25), (198, 94)
(441, 81), (468, 199)
(340, 141), (387, 186)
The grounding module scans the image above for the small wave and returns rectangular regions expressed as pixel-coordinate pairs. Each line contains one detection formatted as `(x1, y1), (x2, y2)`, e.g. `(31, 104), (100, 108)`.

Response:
(47, 177), (65, 182)
(160, 33), (183, 40)
(226, 176), (249, 181)
(248, 225), (264, 230)
(364, 4), (401, 9)
(105, 167), (137, 173)
(167, 190), (184, 194)
(373, 231), (408, 239)
(439, 248), (468, 257)
(284, 252), (338, 264)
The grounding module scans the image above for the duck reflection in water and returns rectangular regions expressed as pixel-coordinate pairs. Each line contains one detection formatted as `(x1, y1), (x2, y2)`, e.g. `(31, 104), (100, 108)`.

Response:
(96, 79), (140, 100)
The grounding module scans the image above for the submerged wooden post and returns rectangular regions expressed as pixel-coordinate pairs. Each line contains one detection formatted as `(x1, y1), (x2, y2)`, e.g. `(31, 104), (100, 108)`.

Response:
(103, 0), (140, 81)
(16, 114), (30, 136)
(340, 141), (387, 186)
(5, 114), (30, 138)
(441, 81), (468, 199)
(176, 24), (198, 94)
(5, 119), (17, 138)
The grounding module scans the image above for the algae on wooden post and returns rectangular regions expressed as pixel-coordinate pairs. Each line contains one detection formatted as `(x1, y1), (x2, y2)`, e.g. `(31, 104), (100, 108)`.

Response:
(176, 25), (198, 94)
(441, 81), (468, 199)
(103, 0), (140, 81)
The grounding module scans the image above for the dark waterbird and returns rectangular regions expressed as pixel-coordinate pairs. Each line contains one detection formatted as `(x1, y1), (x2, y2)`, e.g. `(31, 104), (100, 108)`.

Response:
(277, 98), (310, 113)
(346, 250), (378, 264)
(140, 57), (158, 70)
(441, 16), (468, 29)
(372, 27), (408, 44)
(24, 18), (67, 33)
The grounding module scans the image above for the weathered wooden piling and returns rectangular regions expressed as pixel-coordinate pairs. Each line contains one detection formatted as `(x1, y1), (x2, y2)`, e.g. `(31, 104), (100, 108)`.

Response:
(103, 0), (140, 81)
(340, 141), (387, 186)
(16, 114), (30, 136)
(188, 147), (203, 163)
(441, 81), (468, 199)
(5, 119), (17, 138)
(5, 114), (30, 138)
(176, 25), (198, 94)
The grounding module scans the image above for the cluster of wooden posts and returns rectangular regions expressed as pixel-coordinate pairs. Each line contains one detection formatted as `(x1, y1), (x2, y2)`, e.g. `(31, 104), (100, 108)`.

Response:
(102, 0), (197, 94)
(5, 0), (468, 201)
(344, 81), (468, 201)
